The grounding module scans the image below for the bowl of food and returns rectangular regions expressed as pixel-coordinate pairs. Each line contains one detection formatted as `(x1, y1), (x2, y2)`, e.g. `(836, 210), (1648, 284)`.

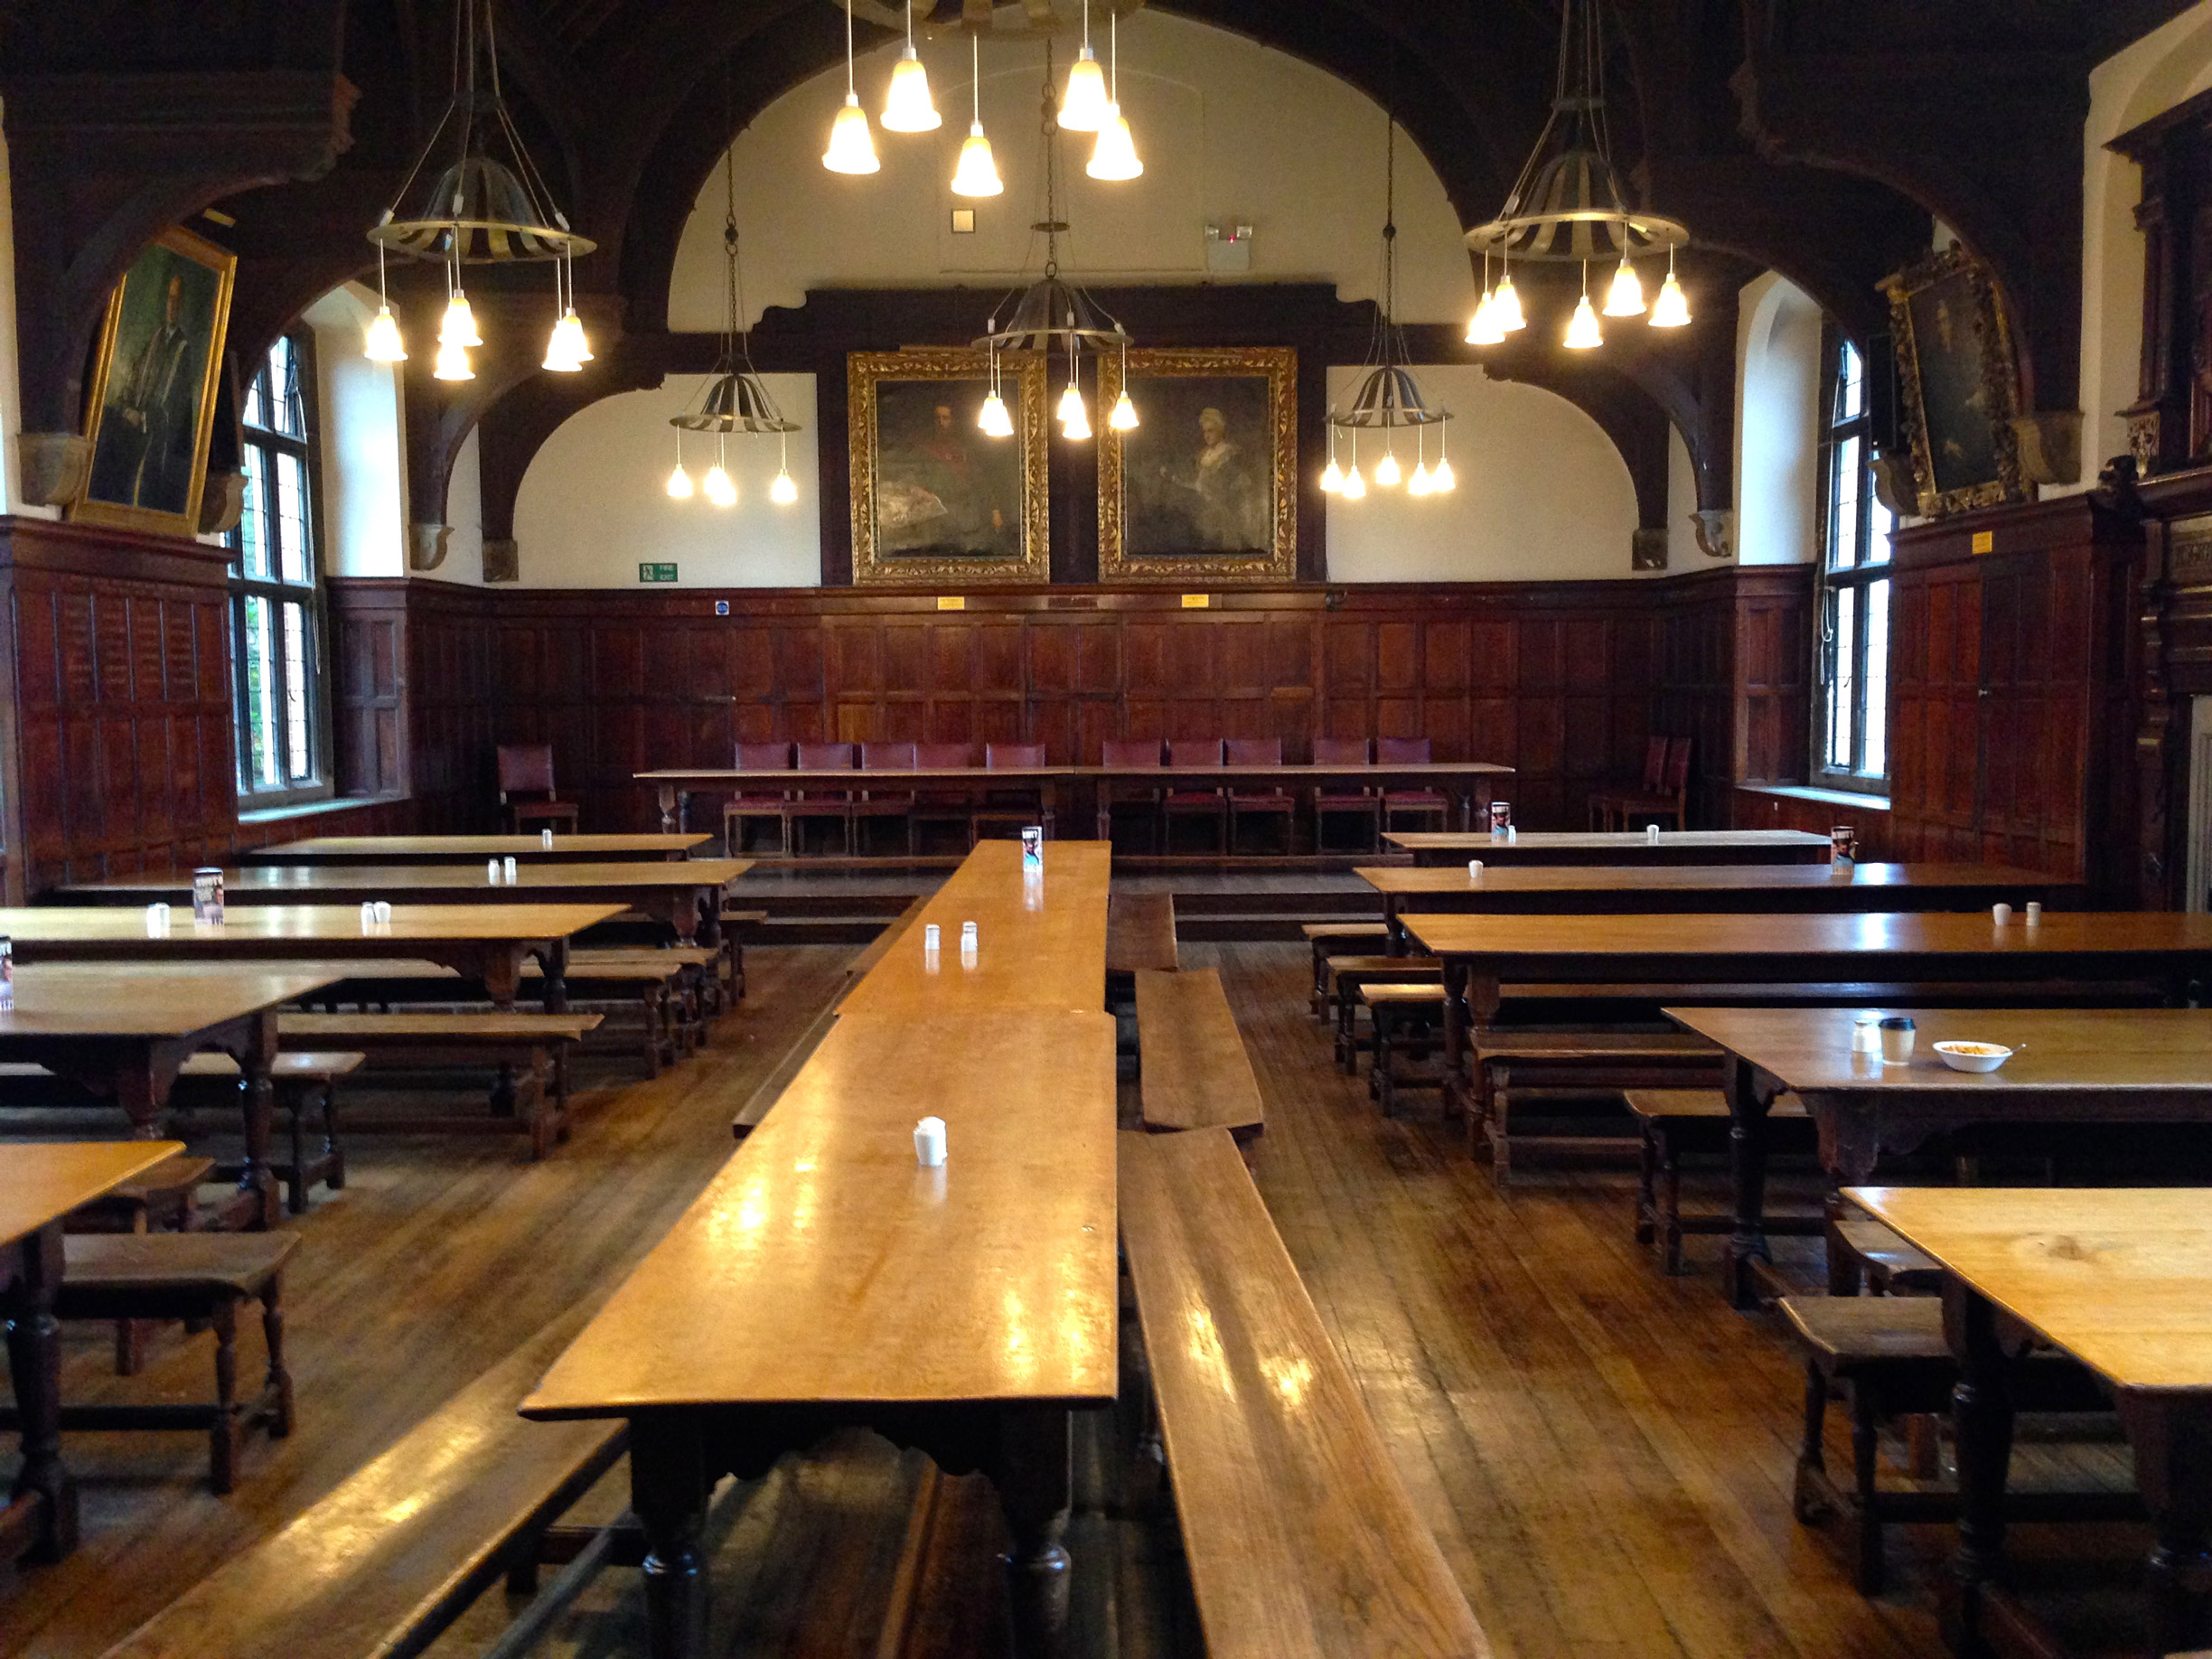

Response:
(1934, 1040), (2012, 1073)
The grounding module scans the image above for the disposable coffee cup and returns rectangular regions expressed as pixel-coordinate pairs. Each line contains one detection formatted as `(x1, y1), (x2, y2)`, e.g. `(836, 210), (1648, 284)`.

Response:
(1467, 859), (1484, 878)
(1878, 1015), (1916, 1064)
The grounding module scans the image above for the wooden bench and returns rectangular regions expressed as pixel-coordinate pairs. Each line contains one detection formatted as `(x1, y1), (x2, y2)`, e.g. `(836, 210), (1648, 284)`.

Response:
(1107, 892), (1180, 977)
(276, 1012), (601, 1160)
(173, 1049), (365, 1216)
(1473, 1032), (1724, 1180)
(98, 1311), (628, 1659)
(1305, 920), (1389, 1017)
(572, 944), (721, 1051)
(1621, 1088), (1822, 1274)
(1359, 981), (1448, 1118)
(1133, 969), (1263, 1147)
(717, 906), (766, 1000)
(1325, 954), (1442, 1071)
(1829, 1216), (1944, 1298)
(1118, 1128), (1490, 1658)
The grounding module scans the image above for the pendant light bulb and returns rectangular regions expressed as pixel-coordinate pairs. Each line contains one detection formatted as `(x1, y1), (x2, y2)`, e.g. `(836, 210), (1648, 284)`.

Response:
(1408, 459), (1432, 495)
(1109, 389), (1139, 431)
(770, 467), (799, 506)
(667, 456), (695, 500)
(1087, 105), (1143, 181)
(952, 124), (1003, 196)
(824, 93), (880, 173)
(705, 464), (736, 507)
(1320, 455), (1344, 492)
(433, 337), (474, 381)
(979, 392), (1014, 437)
(1466, 289), (1504, 347)
(1063, 405), (1092, 441)
(1056, 380), (1085, 425)
(1373, 448), (1401, 487)
(1650, 258), (1692, 329)
(1431, 455), (1456, 492)
(1342, 463), (1367, 500)
(1564, 267), (1604, 350)
(364, 305), (408, 363)
(1604, 252), (1646, 318)
(1492, 268), (1526, 333)
(543, 309), (591, 372)
(439, 289), (481, 349)
(883, 48), (941, 133)
(1060, 3), (1110, 132)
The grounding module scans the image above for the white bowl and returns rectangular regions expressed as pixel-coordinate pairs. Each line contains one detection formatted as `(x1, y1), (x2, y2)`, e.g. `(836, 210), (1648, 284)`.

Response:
(1934, 1040), (2012, 1073)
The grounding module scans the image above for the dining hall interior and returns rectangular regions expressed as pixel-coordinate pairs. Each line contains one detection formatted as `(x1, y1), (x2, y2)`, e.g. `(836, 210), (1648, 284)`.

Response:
(9, 2), (2212, 1657)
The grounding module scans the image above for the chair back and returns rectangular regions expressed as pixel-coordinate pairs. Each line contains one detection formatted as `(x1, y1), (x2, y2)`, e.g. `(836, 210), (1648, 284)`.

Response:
(496, 743), (557, 797)
(914, 742), (973, 769)
(795, 743), (858, 771)
(1636, 734), (1668, 791)
(1223, 738), (1281, 767)
(1169, 739), (1225, 768)
(734, 742), (792, 772)
(862, 742), (918, 770)
(1374, 736), (1432, 765)
(1101, 739), (1164, 767)
(1661, 736), (1692, 793)
(1311, 736), (1370, 766)
(986, 743), (1046, 769)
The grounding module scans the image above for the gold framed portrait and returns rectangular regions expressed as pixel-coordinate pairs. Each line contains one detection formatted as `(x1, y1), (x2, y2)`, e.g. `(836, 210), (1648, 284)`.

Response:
(73, 225), (237, 537)
(1098, 345), (1297, 583)
(848, 348), (1049, 585)
(1878, 244), (2026, 519)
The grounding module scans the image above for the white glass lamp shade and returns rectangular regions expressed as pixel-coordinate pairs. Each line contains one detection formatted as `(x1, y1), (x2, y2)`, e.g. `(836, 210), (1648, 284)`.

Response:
(666, 462), (695, 500)
(1431, 456), (1456, 492)
(542, 309), (592, 372)
(433, 337), (474, 381)
(1319, 456), (1344, 492)
(1564, 291), (1603, 350)
(364, 305), (407, 363)
(882, 47), (941, 132)
(1062, 403), (1093, 441)
(1056, 380), (1085, 425)
(1108, 389), (1139, 431)
(1373, 449), (1401, 487)
(1408, 460), (1432, 495)
(704, 465), (736, 506)
(770, 469), (800, 506)
(1465, 291), (1504, 347)
(1603, 257), (1646, 317)
(951, 125), (1003, 196)
(439, 291), (481, 349)
(1650, 269), (1692, 328)
(1491, 272), (1526, 333)
(823, 93), (881, 173)
(1342, 464), (1366, 500)
(978, 393), (1014, 437)
(1059, 46), (1110, 132)
(1086, 106), (1142, 181)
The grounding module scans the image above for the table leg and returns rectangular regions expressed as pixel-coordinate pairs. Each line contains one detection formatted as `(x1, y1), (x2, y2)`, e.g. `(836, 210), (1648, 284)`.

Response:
(238, 1012), (281, 1228)
(1945, 1280), (2016, 1657)
(2118, 1389), (2212, 1654)
(657, 784), (679, 833)
(696, 889), (722, 952)
(1385, 895), (1404, 956)
(994, 1404), (1073, 1659)
(1723, 1057), (1777, 1309)
(630, 1411), (710, 1659)
(2, 1223), (74, 1562)
(1439, 961), (1469, 1118)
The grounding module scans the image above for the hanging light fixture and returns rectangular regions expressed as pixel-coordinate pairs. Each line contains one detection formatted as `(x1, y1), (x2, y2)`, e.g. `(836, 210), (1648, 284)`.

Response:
(881, 0), (941, 133)
(1108, 335), (1139, 431)
(951, 34), (1004, 198)
(1465, 253), (1504, 347)
(1059, 0), (1111, 132)
(1463, 0), (1689, 343)
(771, 433), (801, 506)
(977, 42), (1135, 439)
(670, 140), (801, 501)
(666, 431), (695, 499)
(364, 0), (594, 377)
(1649, 247), (1691, 328)
(978, 343), (1016, 436)
(1319, 426), (1345, 492)
(1087, 11), (1142, 182)
(824, 0), (881, 173)
(1328, 113), (1450, 503)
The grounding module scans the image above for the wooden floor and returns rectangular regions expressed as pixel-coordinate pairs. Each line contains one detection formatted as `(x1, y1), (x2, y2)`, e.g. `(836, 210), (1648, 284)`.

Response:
(3, 941), (2154, 1658)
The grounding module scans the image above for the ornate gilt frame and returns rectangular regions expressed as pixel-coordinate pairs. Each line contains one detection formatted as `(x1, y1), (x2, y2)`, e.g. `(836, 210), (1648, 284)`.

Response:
(1097, 345), (1297, 583)
(1878, 244), (2025, 519)
(848, 348), (1048, 585)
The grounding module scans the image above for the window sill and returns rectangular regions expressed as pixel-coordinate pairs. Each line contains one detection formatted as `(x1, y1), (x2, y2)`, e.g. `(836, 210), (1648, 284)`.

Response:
(1739, 782), (1892, 811)
(238, 794), (401, 828)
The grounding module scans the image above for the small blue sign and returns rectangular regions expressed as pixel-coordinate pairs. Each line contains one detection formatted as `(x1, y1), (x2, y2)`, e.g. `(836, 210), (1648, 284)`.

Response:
(714, 600), (730, 616)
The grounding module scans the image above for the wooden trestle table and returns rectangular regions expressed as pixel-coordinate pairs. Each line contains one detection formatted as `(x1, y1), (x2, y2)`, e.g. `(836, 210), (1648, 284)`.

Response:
(54, 860), (750, 949)
(1846, 1186), (2212, 1655)
(2, 1140), (187, 1566)
(1358, 861), (2067, 948)
(1669, 1005), (2212, 1307)
(243, 833), (710, 865)
(0, 904), (623, 1012)
(1384, 828), (1835, 866)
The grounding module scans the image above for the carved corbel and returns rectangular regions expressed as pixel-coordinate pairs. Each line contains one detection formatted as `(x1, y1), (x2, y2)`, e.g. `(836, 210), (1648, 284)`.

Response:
(409, 521), (452, 572)
(482, 537), (519, 582)
(197, 470), (247, 536)
(15, 433), (89, 507)
(1869, 447), (1918, 518)
(1631, 528), (1668, 571)
(2010, 410), (2082, 488)
(1690, 508), (1733, 560)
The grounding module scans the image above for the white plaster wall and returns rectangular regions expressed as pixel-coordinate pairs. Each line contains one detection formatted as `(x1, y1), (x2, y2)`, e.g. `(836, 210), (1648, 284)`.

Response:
(421, 427), (485, 586)
(1666, 427), (1701, 570)
(0, 111), (42, 519)
(670, 9), (1473, 330)
(1322, 365), (1641, 582)
(2076, 0), (2212, 494)
(302, 283), (406, 577)
(513, 374), (820, 586)
(1733, 272), (1822, 566)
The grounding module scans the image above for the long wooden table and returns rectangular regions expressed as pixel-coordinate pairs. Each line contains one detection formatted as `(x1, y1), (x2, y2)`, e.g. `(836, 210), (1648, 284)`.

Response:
(639, 761), (1513, 834)
(54, 860), (750, 948)
(0, 904), (623, 1011)
(1672, 1006), (2212, 1304)
(1385, 829), (1835, 866)
(835, 839), (1112, 1018)
(244, 833), (709, 866)
(1358, 861), (2067, 947)
(2, 1140), (187, 1564)
(1846, 1186), (2212, 1655)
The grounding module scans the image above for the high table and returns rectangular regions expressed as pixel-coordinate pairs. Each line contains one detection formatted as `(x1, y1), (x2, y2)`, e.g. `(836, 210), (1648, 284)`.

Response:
(1845, 1186), (2212, 1655)
(1670, 1006), (2212, 1306)
(523, 1008), (1120, 1659)
(244, 833), (709, 865)
(637, 761), (1513, 836)
(1359, 861), (2066, 948)
(0, 904), (623, 1012)
(3, 1139), (187, 1563)
(0, 964), (342, 1225)
(1385, 829), (1835, 866)
(55, 860), (750, 948)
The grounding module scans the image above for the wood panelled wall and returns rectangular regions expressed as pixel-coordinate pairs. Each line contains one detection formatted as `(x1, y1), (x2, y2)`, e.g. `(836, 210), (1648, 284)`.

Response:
(325, 567), (1812, 838)
(0, 519), (239, 898)
(1888, 495), (2143, 897)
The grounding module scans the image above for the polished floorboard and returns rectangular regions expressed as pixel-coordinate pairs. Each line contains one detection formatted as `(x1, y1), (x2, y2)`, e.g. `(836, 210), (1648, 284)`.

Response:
(3, 941), (2151, 1658)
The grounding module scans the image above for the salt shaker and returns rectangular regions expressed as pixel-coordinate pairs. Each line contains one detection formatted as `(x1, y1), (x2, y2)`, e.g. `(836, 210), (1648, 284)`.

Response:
(372, 900), (392, 923)
(487, 858), (502, 884)
(1646, 824), (1661, 843)
(961, 921), (978, 948)
(503, 856), (518, 882)
(541, 828), (555, 848)
(1851, 1014), (1881, 1054)
(923, 923), (941, 952)
(914, 1116), (948, 1167)
(2025, 901), (2042, 924)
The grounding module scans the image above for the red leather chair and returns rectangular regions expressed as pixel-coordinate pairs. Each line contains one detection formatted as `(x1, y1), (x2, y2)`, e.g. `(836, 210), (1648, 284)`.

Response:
(850, 742), (918, 854)
(497, 744), (578, 835)
(724, 742), (792, 854)
(971, 743), (1056, 846)
(1164, 739), (1229, 854)
(1097, 738), (1167, 849)
(1593, 736), (1692, 830)
(1376, 736), (1451, 833)
(1309, 736), (1381, 852)
(905, 742), (977, 852)
(1224, 737), (1295, 854)
(783, 743), (858, 856)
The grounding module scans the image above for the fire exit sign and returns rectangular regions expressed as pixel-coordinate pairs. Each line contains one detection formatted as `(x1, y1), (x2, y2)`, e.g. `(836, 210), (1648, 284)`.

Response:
(638, 562), (679, 583)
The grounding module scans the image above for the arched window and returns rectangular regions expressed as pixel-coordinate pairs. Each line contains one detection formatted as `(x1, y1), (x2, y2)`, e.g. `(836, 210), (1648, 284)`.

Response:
(1815, 335), (1891, 785)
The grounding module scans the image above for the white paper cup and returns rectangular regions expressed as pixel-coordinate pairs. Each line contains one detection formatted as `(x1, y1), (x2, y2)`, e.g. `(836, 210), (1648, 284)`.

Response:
(1467, 860), (1484, 878)
(914, 1115), (948, 1167)
(1992, 903), (2012, 924)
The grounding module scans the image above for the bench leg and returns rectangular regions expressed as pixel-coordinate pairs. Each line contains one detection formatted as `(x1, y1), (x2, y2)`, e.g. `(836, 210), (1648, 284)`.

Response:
(286, 1086), (309, 1216)
(1373, 1005), (1395, 1118)
(323, 1083), (345, 1194)
(263, 1273), (294, 1439)
(1851, 1385), (1886, 1595)
(1310, 943), (1327, 1020)
(209, 1298), (239, 1495)
(1635, 1125), (1658, 1248)
(1490, 1065), (1512, 1184)
(1793, 1357), (1831, 1523)
(1661, 1132), (1686, 1276)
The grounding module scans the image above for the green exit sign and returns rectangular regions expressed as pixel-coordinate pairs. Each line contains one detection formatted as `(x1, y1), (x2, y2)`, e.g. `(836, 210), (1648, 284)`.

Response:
(637, 562), (679, 583)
